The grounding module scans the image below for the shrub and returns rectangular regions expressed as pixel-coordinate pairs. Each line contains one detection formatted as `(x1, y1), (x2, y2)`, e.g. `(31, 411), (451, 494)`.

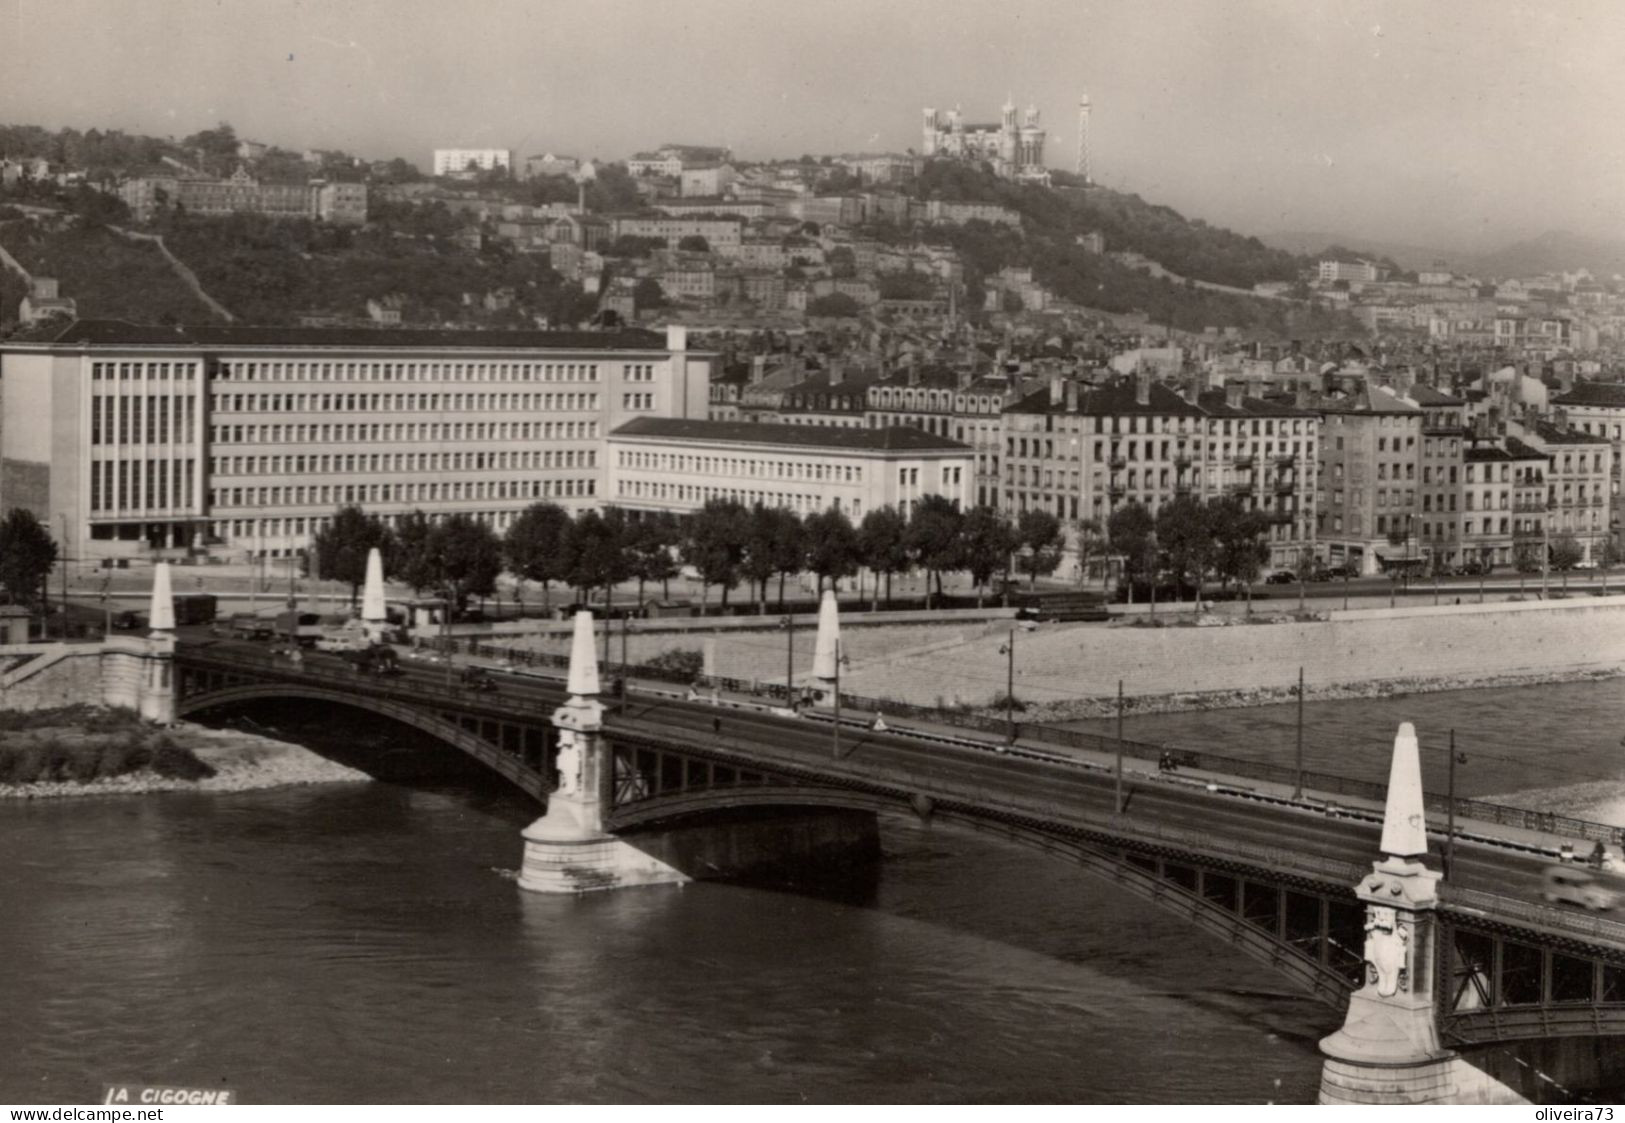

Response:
(989, 692), (1028, 713)
(150, 738), (215, 781)
(641, 648), (704, 679)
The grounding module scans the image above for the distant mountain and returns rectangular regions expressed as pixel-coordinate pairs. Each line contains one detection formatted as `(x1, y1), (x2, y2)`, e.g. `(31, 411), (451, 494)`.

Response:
(1474, 231), (1625, 280)
(1258, 231), (1472, 273)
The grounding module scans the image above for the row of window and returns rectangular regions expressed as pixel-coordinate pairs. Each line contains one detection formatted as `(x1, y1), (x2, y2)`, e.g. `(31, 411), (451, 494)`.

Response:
(208, 420), (599, 445)
(213, 391), (602, 414)
(1007, 436), (1311, 463)
(211, 448), (595, 478)
(617, 449), (866, 484)
(616, 479), (861, 516)
(90, 394), (199, 447)
(88, 458), (196, 513)
(211, 359), (613, 384)
(90, 362), (200, 382)
(217, 507), (537, 545)
(211, 477), (597, 511)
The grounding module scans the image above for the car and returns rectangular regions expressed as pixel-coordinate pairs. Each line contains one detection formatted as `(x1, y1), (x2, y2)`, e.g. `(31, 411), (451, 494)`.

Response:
(1265, 571), (1296, 585)
(1322, 565), (1353, 579)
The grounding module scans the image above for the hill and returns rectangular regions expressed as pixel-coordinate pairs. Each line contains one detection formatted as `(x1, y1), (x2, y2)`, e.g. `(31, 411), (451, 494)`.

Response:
(895, 162), (1357, 337)
(1474, 231), (1625, 280)
(0, 214), (220, 329)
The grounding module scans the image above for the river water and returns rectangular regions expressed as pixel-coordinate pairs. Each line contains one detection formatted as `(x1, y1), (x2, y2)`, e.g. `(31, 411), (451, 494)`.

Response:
(3, 679), (1623, 1104)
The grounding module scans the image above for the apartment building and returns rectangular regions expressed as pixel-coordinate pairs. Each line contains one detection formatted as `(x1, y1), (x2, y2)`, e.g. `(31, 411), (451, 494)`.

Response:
(0, 321), (709, 562)
(1508, 417), (1614, 563)
(1415, 386), (1467, 570)
(1315, 385), (1421, 575)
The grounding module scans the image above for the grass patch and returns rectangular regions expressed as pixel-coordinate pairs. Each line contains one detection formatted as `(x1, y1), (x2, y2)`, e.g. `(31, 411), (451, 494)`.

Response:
(0, 708), (215, 784)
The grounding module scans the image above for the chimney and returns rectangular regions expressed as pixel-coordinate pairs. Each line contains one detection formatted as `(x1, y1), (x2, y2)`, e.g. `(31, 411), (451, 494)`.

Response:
(1049, 376), (1064, 407)
(665, 324), (688, 352)
(907, 364), (921, 388)
(1225, 380), (1245, 408)
(1294, 384), (1312, 409)
(1065, 379), (1079, 412)
(1134, 369), (1151, 407)
(751, 354), (767, 384)
(828, 358), (845, 386)
(1553, 405), (1568, 431)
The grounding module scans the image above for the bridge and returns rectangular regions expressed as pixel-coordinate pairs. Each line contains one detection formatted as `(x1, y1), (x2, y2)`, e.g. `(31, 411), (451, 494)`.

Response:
(149, 560), (1624, 1104)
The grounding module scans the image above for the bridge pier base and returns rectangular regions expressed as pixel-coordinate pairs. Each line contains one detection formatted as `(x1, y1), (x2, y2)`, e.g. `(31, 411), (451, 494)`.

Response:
(518, 694), (687, 894)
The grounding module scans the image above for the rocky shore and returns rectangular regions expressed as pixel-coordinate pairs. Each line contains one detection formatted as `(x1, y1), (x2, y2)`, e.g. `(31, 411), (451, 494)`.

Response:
(0, 719), (369, 800)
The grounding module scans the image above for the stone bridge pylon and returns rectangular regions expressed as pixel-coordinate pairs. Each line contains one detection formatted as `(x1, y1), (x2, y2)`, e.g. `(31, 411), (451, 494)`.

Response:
(1318, 722), (1524, 1105)
(517, 611), (687, 893)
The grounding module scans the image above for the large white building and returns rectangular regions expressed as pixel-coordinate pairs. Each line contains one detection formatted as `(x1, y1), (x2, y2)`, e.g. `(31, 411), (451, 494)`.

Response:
(0, 321), (709, 562)
(921, 98), (1049, 183)
(607, 417), (972, 521)
(433, 148), (512, 176)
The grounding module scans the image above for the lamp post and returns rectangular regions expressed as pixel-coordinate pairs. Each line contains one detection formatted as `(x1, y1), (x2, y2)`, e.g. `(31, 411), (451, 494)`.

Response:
(998, 628), (1016, 745)
(1293, 665), (1305, 801)
(620, 610), (631, 704)
(830, 642), (850, 760)
(780, 614), (794, 707)
(1445, 729), (1468, 882)
(1115, 678), (1125, 814)
(442, 593), (453, 690)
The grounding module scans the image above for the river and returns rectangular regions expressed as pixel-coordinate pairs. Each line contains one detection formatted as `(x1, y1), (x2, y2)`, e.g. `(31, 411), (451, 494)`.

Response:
(3, 678), (1623, 1104)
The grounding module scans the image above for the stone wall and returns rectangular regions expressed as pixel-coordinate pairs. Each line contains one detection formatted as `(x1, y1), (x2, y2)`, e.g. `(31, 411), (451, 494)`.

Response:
(0, 637), (174, 720)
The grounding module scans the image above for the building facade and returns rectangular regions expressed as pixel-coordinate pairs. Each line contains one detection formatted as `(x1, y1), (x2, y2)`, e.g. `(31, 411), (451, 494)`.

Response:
(433, 148), (512, 176)
(0, 321), (710, 563)
(921, 98), (1050, 183)
(607, 417), (972, 521)
(120, 169), (368, 225)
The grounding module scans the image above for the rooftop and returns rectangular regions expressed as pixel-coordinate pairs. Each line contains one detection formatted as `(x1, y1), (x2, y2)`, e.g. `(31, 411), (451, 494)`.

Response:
(1553, 382), (1625, 408)
(1008, 378), (1206, 418)
(611, 416), (969, 452)
(4, 319), (676, 353)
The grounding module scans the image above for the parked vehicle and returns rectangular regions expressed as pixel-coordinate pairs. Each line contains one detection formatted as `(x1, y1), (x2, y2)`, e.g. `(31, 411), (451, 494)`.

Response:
(228, 614), (276, 641)
(170, 592), (218, 626)
(343, 645), (402, 677)
(1265, 571), (1296, 585)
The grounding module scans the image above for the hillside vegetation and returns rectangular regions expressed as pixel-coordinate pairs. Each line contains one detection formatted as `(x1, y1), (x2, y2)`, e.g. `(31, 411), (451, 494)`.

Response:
(0, 216), (219, 328)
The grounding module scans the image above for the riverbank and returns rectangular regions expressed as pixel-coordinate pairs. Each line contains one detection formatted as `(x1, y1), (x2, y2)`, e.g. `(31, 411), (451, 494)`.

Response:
(0, 706), (369, 799)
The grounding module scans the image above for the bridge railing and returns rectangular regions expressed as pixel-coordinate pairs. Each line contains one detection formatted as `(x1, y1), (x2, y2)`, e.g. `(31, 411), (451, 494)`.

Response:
(180, 641), (1625, 850)
(1445, 884), (1625, 946)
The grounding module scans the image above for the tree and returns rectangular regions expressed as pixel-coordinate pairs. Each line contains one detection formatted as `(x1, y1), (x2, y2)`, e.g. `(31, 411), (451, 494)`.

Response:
(311, 505), (394, 608)
(808, 292), (862, 318)
(1107, 501), (1155, 587)
(392, 510), (439, 595)
(858, 506), (909, 609)
(962, 507), (1017, 606)
(1208, 497), (1270, 608)
(766, 507), (808, 609)
(0, 508), (57, 611)
(434, 514), (503, 610)
(1550, 533), (1583, 590)
(682, 499), (748, 609)
(907, 494), (964, 607)
(633, 277), (668, 311)
(804, 507), (860, 594)
(1074, 517), (1106, 587)
(741, 505), (783, 613)
(562, 509), (629, 606)
(504, 501), (571, 612)
(676, 234), (710, 253)
(1015, 508), (1064, 588)
(627, 512), (681, 604)
(1156, 495), (1216, 605)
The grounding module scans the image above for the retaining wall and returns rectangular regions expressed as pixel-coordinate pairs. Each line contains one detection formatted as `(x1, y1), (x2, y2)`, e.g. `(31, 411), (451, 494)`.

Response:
(846, 596), (1625, 707)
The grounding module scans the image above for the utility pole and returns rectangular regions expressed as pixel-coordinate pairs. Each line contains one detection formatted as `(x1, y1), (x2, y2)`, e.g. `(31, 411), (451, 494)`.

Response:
(1115, 678), (1124, 814)
(1294, 666), (1305, 801)
(781, 614), (795, 707)
(831, 640), (846, 760)
(1000, 627), (1016, 744)
(59, 515), (69, 639)
(1445, 729), (1466, 882)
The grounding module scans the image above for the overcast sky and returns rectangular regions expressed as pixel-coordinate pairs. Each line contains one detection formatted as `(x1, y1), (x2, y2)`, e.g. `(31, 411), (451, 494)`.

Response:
(4, 0), (1622, 253)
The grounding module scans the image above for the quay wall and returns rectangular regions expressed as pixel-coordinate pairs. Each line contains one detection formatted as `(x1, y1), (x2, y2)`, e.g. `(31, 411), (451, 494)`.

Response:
(0, 637), (173, 717)
(845, 596), (1625, 707)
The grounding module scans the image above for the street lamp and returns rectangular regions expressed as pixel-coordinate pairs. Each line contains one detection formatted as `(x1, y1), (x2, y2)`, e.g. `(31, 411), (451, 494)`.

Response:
(831, 643), (851, 760)
(1445, 729), (1468, 882)
(998, 628), (1016, 745)
(779, 613), (795, 708)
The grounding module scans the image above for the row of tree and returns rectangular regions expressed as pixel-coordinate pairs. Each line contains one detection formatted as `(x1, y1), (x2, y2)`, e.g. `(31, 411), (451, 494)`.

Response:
(1104, 495), (1272, 604)
(313, 498), (1076, 614)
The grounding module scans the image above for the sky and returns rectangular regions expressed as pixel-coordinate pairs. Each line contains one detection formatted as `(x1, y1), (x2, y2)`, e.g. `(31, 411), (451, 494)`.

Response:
(3, 0), (1623, 254)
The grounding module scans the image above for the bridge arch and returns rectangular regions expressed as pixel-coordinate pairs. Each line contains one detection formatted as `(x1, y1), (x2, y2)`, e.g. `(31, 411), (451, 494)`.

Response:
(178, 683), (552, 801)
(608, 784), (1358, 1007)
